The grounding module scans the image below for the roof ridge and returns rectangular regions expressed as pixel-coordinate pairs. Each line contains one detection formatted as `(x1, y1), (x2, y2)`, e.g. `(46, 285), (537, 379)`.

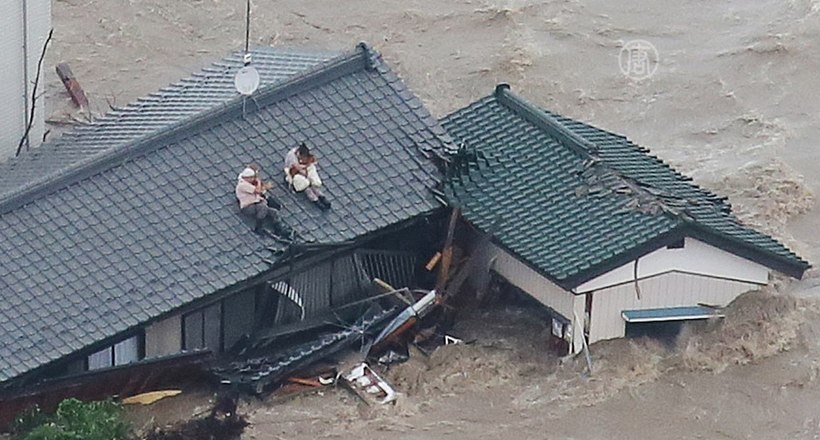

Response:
(493, 85), (699, 219)
(491, 85), (808, 274)
(0, 44), (372, 217)
(493, 86), (728, 205)
(493, 84), (600, 159)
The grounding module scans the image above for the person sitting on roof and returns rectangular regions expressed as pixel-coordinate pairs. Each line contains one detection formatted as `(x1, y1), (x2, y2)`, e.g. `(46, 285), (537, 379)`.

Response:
(284, 142), (330, 210)
(236, 166), (289, 236)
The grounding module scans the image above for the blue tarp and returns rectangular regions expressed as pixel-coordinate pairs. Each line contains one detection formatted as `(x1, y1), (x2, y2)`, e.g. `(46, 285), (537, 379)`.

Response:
(621, 306), (723, 323)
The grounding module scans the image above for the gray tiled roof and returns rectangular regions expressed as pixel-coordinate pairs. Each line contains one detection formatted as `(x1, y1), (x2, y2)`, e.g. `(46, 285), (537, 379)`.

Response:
(442, 85), (808, 287)
(0, 46), (340, 204)
(0, 43), (450, 385)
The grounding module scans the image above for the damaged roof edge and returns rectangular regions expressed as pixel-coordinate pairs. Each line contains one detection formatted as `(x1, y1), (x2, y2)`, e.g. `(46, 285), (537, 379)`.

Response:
(681, 222), (810, 279)
(0, 44), (372, 217)
(0, 211), (441, 390)
(487, 215), (808, 292)
(560, 224), (809, 289)
(483, 85), (808, 281)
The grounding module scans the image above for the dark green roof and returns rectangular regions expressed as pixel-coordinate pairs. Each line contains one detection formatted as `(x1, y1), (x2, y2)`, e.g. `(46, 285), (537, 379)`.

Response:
(441, 85), (808, 288)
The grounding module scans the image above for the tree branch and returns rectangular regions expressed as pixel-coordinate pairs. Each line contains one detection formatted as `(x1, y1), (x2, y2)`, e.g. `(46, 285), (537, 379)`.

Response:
(16, 28), (54, 157)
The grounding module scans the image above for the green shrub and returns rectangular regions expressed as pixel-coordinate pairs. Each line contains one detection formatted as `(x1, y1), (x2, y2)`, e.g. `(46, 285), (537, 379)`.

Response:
(13, 398), (131, 440)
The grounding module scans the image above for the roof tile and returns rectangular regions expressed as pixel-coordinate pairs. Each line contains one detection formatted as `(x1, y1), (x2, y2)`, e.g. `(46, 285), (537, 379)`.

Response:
(0, 45), (449, 385)
(442, 88), (808, 286)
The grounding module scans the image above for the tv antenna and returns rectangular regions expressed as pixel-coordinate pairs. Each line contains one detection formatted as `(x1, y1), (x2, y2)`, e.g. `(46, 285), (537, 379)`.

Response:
(234, 0), (260, 97)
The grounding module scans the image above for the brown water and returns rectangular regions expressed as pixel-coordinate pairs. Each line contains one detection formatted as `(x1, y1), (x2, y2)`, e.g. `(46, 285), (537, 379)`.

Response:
(46, 1), (820, 438)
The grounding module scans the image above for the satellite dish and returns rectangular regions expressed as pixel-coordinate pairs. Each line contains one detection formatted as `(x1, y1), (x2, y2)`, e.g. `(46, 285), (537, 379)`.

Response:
(234, 65), (260, 96)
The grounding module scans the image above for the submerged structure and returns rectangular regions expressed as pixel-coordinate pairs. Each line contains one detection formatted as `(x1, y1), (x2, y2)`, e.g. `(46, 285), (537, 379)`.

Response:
(0, 42), (809, 427)
(443, 84), (808, 352)
(0, 43), (451, 421)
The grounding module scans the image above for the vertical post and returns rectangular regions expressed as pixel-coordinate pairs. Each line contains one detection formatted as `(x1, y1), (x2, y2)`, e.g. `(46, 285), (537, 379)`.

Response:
(435, 208), (460, 293)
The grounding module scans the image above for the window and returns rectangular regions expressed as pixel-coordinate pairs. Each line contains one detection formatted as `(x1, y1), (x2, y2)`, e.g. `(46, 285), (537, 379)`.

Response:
(183, 303), (222, 352)
(87, 334), (142, 370)
(114, 336), (140, 365)
(87, 347), (113, 370)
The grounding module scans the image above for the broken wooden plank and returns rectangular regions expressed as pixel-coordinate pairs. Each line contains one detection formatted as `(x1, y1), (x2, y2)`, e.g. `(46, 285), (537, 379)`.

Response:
(56, 63), (89, 108)
(425, 251), (442, 271)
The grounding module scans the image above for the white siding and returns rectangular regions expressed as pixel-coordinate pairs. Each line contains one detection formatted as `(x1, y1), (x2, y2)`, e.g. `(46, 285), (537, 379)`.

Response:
(0, 0), (51, 160)
(145, 315), (182, 358)
(587, 271), (760, 343)
(575, 238), (770, 293)
(486, 243), (585, 353)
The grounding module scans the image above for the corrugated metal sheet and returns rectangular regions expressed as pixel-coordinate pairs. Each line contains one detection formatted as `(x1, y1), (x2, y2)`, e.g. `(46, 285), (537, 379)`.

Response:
(0, 0), (50, 159)
(587, 271), (760, 343)
(355, 250), (417, 290)
(272, 250), (416, 326)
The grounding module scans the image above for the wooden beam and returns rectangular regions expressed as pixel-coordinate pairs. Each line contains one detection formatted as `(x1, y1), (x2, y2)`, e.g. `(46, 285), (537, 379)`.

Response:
(425, 252), (442, 271)
(435, 208), (460, 292)
(56, 63), (89, 108)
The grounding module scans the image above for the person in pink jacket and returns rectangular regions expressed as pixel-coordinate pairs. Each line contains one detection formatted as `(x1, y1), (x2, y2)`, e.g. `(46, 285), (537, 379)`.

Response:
(235, 166), (289, 236)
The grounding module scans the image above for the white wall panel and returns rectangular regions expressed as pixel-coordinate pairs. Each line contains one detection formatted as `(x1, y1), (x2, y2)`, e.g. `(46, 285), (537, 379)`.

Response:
(576, 238), (770, 293)
(587, 271), (759, 343)
(0, 0), (51, 160)
(485, 242), (585, 353)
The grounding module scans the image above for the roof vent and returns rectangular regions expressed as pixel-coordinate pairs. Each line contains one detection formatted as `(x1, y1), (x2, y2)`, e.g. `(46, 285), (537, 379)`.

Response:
(356, 42), (379, 71)
(494, 83), (511, 96)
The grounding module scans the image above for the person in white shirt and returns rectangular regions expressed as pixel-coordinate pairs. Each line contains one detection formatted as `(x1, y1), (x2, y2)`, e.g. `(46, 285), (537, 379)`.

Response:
(284, 142), (330, 210)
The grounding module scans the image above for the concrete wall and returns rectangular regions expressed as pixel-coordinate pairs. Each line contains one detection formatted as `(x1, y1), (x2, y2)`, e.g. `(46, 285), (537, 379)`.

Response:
(485, 242), (585, 354)
(0, 0), (51, 160)
(586, 271), (761, 343)
(144, 315), (182, 359)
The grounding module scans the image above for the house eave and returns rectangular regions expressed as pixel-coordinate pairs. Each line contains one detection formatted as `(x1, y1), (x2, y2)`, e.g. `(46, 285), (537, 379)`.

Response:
(0, 209), (442, 390)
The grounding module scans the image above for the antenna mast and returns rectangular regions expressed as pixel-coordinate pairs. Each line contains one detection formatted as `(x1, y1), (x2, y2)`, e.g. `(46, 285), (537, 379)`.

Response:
(244, 0), (251, 55)
(234, 0), (260, 98)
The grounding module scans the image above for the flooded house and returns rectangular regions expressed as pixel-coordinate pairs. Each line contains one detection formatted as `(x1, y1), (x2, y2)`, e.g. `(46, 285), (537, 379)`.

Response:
(0, 40), (810, 430)
(442, 84), (809, 353)
(0, 43), (452, 425)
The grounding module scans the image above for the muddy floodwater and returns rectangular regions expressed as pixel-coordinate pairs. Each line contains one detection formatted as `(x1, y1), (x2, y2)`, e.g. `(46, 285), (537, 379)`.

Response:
(44, 0), (820, 438)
